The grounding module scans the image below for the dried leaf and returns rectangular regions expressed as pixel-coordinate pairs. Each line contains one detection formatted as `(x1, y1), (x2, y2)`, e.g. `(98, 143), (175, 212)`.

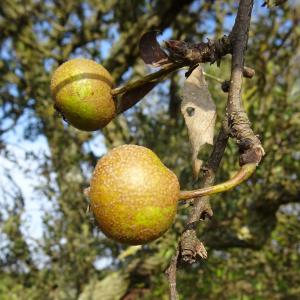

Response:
(117, 81), (157, 114)
(139, 31), (171, 67)
(165, 39), (189, 60)
(181, 65), (216, 178)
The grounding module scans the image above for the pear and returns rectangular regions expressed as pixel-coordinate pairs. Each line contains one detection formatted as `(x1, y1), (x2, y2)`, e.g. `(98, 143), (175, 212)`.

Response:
(89, 145), (180, 245)
(88, 145), (257, 245)
(50, 58), (116, 131)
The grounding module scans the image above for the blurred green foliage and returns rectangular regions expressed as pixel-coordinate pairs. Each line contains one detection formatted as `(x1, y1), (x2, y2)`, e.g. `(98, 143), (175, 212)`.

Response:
(0, 1), (299, 299)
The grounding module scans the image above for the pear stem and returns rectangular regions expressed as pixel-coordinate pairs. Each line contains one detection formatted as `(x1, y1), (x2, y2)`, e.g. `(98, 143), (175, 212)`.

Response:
(179, 163), (257, 200)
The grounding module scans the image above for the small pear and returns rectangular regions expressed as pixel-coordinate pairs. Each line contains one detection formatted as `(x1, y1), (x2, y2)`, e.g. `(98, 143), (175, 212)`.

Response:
(87, 145), (257, 245)
(89, 145), (180, 245)
(50, 58), (116, 131)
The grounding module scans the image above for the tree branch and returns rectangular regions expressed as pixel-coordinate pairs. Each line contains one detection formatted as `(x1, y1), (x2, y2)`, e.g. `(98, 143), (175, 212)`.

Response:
(165, 35), (232, 64)
(165, 249), (180, 300)
(166, 0), (265, 298)
(165, 127), (228, 299)
(180, 126), (229, 262)
(227, 0), (264, 165)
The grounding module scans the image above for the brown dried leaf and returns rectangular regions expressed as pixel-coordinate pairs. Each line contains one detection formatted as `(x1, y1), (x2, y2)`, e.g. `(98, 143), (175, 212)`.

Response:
(165, 40), (188, 60)
(181, 65), (216, 178)
(139, 31), (171, 67)
(117, 81), (157, 114)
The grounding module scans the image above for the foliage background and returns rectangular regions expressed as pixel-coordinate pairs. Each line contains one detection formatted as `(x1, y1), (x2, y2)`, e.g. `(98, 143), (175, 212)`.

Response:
(0, 1), (299, 299)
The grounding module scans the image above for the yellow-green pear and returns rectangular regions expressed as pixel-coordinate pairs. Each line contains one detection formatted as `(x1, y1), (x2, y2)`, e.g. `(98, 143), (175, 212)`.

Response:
(89, 145), (180, 245)
(50, 58), (116, 131)
(87, 145), (257, 245)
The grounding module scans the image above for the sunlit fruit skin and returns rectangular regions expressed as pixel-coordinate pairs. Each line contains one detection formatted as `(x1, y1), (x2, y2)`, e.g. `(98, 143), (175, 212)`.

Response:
(50, 58), (116, 131)
(89, 145), (180, 245)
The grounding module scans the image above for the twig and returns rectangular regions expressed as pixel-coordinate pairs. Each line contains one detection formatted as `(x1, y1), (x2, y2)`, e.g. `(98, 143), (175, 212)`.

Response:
(227, 0), (264, 165)
(180, 126), (229, 262)
(111, 62), (185, 96)
(165, 35), (232, 64)
(165, 249), (180, 300)
(165, 127), (228, 300)
(112, 63), (255, 116)
(166, 0), (265, 298)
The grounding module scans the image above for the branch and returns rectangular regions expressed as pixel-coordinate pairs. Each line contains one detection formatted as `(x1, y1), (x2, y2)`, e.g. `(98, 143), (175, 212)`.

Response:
(227, 0), (264, 165)
(166, 0), (265, 297)
(165, 35), (232, 64)
(111, 63), (183, 97)
(112, 63), (255, 116)
(180, 126), (229, 262)
(165, 249), (180, 300)
(165, 127), (228, 299)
